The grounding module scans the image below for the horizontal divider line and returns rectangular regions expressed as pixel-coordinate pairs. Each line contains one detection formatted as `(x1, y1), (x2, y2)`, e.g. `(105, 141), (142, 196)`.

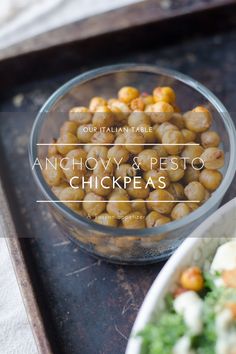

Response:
(37, 143), (200, 146)
(36, 200), (200, 203)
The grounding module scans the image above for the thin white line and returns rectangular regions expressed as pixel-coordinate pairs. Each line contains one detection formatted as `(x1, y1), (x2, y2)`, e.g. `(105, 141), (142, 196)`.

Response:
(36, 200), (200, 203)
(37, 143), (200, 146)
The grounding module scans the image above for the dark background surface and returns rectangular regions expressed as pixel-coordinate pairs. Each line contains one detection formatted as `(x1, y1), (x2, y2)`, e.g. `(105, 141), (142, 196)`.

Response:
(0, 4), (236, 354)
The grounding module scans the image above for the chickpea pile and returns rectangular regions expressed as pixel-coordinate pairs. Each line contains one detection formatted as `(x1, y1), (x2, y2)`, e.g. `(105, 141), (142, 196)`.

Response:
(43, 85), (225, 229)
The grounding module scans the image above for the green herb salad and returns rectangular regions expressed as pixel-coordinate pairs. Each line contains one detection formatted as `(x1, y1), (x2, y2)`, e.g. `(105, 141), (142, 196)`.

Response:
(139, 241), (236, 354)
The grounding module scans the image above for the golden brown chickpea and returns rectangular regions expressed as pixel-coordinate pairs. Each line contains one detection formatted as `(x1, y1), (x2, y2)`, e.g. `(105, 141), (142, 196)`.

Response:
(184, 181), (206, 202)
(115, 164), (136, 182)
(94, 213), (118, 227)
(48, 139), (58, 157)
(127, 178), (150, 199)
(153, 87), (176, 104)
(109, 188), (129, 200)
(63, 158), (86, 184)
(184, 106), (212, 133)
(162, 130), (184, 155)
(181, 129), (197, 143)
(167, 183), (185, 200)
(201, 131), (220, 148)
(141, 94), (154, 106)
(154, 216), (171, 226)
(155, 122), (178, 142)
(124, 131), (145, 154)
(180, 267), (204, 292)
(147, 189), (175, 214)
(199, 169), (222, 191)
(60, 121), (78, 135)
(69, 106), (92, 124)
(183, 166), (200, 184)
(137, 123), (156, 143)
(57, 132), (78, 155)
(148, 101), (174, 124)
(107, 196), (132, 220)
(131, 199), (147, 216)
(59, 186), (84, 211)
(118, 86), (140, 104)
(137, 149), (159, 171)
(77, 124), (94, 143)
(93, 160), (114, 177)
(128, 111), (150, 127)
(153, 145), (169, 157)
(107, 145), (130, 164)
(66, 148), (87, 162)
(200, 147), (224, 169)
(87, 146), (108, 168)
(52, 183), (68, 198)
(90, 175), (112, 197)
(171, 202), (191, 220)
(187, 202), (199, 211)
(145, 211), (163, 227)
(164, 156), (185, 182)
(89, 97), (107, 112)
(91, 131), (115, 144)
(43, 156), (64, 186)
(83, 192), (106, 217)
(170, 113), (185, 129)
(92, 105), (114, 128)
(143, 170), (170, 189)
(122, 211), (146, 229)
(114, 134), (126, 144)
(181, 144), (204, 163)
(130, 97), (145, 111)
(108, 99), (131, 120)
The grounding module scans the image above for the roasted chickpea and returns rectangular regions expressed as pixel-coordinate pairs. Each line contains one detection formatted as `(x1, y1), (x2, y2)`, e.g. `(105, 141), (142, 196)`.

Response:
(145, 211), (163, 227)
(153, 144), (169, 157)
(147, 189), (175, 214)
(107, 196), (132, 219)
(148, 101), (174, 124)
(200, 147), (224, 169)
(122, 211), (146, 229)
(52, 183), (68, 198)
(115, 164), (136, 182)
(167, 183), (185, 200)
(154, 216), (171, 226)
(181, 144), (204, 163)
(199, 169), (222, 191)
(92, 105), (114, 128)
(162, 130), (184, 155)
(180, 267), (204, 292)
(143, 170), (170, 189)
(183, 166), (200, 184)
(60, 121), (78, 135)
(89, 97), (107, 112)
(171, 202), (190, 220)
(164, 156), (185, 182)
(57, 132), (78, 155)
(170, 113), (185, 129)
(93, 160), (114, 177)
(109, 188), (129, 200)
(48, 139), (58, 157)
(141, 94), (154, 106)
(124, 131), (145, 154)
(155, 122), (178, 142)
(107, 145), (129, 164)
(63, 158), (86, 184)
(59, 186), (84, 211)
(77, 124), (94, 143)
(187, 202), (199, 211)
(184, 106), (212, 133)
(66, 148), (87, 162)
(201, 131), (220, 148)
(118, 86), (139, 103)
(184, 181), (206, 202)
(137, 149), (159, 171)
(127, 178), (150, 199)
(108, 99), (131, 120)
(130, 97), (145, 111)
(137, 124), (156, 143)
(181, 129), (196, 143)
(91, 131), (115, 144)
(114, 134), (126, 144)
(83, 192), (106, 217)
(90, 175), (112, 196)
(128, 110), (150, 127)
(43, 156), (64, 186)
(69, 106), (92, 124)
(153, 87), (176, 104)
(94, 213), (118, 227)
(131, 199), (147, 216)
(87, 146), (108, 168)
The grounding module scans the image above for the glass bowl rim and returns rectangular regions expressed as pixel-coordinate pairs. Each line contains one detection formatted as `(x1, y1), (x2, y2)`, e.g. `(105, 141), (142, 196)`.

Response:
(29, 63), (236, 237)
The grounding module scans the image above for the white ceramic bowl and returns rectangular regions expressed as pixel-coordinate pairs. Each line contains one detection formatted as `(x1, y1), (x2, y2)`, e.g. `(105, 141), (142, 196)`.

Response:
(126, 197), (236, 354)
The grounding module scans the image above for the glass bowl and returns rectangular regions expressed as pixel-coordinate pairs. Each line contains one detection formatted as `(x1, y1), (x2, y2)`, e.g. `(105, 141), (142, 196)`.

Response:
(29, 64), (236, 264)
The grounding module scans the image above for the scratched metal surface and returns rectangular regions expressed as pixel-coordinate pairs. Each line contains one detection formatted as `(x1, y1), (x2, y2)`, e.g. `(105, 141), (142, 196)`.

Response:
(1, 26), (236, 354)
